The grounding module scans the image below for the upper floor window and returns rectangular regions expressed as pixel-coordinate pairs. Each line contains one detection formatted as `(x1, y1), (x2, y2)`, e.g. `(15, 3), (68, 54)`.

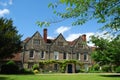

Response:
(78, 43), (83, 48)
(63, 52), (66, 59)
(33, 39), (40, 45)
(77, 53), (80, 60)
(58, 41), (63, 46)
(41, 51), (45, 59)
(29, 50), (34, 58)
(54, 51), (59, 60)
(84, 53), (88, 61)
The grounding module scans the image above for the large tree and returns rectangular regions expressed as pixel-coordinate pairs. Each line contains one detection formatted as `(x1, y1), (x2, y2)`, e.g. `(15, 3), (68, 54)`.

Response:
(91, 35), (120, 67)
(0, 18), (22, 59)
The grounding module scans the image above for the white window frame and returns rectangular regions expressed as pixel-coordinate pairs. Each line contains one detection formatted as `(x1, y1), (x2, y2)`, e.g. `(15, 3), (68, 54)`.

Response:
(41, 51), (45, 59)
(84, 53), (88, 61)
(79, 53), (81, 60)
(54, 51), (59, 60)
(29, 50), (34, 58)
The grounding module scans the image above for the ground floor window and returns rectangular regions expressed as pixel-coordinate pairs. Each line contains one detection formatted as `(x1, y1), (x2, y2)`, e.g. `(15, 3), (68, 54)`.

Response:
(54, 64), (59, 70)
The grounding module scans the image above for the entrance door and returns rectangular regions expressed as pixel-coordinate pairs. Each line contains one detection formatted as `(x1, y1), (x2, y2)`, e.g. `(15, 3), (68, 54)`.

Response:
(67, 64), (72, 73)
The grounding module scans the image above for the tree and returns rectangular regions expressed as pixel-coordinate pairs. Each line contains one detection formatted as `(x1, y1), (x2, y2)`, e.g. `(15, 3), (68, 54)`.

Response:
(37, 0), (120, 33)
(0, 18), (22, 59)
(91, 35), (120, 67)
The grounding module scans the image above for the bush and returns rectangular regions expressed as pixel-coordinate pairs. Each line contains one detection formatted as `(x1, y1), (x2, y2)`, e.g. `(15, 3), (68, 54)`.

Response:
(93, 64), (100, 71)
(102, 65), (111, 72)
(33, 64), (39, 71)
(19, 68), (34, 74)
(0, 60), (19, 74)
(33, 69), (39, 74)
(115, 66), (120, 73)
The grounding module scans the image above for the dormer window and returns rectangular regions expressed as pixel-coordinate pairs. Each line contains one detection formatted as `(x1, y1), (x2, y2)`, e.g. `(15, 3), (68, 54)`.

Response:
(33, 39), (40, 45)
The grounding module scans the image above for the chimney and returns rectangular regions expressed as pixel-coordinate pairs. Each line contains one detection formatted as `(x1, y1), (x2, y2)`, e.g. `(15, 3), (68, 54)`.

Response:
(82, 34), (86, 42)
(43, 28), (47, 42)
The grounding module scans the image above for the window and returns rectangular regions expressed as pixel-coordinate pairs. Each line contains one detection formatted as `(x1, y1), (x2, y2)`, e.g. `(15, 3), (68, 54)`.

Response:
(33, 39), (40, 45)
(54, 51), (59, 60)
(78, 43), (83, 48)
(29, 50), (34, 58)
(58, 42), (63, 46)
(41, 51), (45, 59)
(54, 64), (58, 70)
(63, 52), (66, 59)
(77, 53), (80, 60)
(84, 53), (88, 61)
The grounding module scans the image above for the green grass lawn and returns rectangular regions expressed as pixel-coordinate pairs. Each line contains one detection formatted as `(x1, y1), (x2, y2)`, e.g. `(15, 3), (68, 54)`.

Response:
(0, 73), (120, 80)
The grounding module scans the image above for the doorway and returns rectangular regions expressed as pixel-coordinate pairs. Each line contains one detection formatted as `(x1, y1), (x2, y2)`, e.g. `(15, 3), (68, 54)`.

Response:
(67, 64), (72, 73)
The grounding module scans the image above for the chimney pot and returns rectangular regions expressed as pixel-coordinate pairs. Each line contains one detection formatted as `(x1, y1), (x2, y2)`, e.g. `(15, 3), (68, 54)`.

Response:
(82, 34), (86, 42)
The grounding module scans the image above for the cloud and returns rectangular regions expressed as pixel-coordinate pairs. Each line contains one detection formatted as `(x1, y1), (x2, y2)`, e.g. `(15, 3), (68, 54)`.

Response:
(56, 26), (71, 34)
(0, 9), (10, 17)
(47, 36), (55, 39)
(66, 32), (95, 46)
(66, 33), (81, 41)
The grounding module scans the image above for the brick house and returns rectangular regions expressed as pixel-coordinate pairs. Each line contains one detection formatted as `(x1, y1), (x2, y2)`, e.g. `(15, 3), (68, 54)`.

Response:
(21, 29), (93, 73)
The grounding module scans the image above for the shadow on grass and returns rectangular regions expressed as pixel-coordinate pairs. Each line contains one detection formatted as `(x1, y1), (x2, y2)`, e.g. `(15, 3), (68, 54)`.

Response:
(100, 75), (120, 78)
(0, 77), (9, 80)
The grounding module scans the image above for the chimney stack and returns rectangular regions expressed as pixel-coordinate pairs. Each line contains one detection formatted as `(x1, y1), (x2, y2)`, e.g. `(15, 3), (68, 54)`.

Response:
(43, 28), (47, 42)
(82, 34), (86, 42)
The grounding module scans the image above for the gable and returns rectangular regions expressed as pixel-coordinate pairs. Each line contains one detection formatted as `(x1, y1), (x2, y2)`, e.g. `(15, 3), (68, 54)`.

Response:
(25, 31), (46, 50)
(52, 33), (68, 46)
(73, 36), (86, 48)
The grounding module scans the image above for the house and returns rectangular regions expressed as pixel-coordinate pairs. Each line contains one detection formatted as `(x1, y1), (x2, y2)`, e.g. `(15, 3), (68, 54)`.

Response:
(21, 29), (93, 73)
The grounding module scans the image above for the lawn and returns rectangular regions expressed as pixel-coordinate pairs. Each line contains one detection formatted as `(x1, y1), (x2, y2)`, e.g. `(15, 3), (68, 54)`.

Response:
(0, 73), (120, 80)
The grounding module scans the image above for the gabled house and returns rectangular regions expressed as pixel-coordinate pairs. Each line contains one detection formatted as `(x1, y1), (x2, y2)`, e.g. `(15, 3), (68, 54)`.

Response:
(21, 29), (93, 73)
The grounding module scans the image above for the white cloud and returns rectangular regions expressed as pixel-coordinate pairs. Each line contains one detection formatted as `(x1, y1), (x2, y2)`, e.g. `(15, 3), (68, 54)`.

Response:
(56, 26), (71, 34)
(66, 33), (81, 41)
(47, 36), (55, 39)
(0, 9), (10, 17)
(66, 32), (95, 46)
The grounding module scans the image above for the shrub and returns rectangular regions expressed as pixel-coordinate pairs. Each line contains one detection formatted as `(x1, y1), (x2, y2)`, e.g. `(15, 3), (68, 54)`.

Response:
(19, 68), (34, 74)
(0, 60), (19, 74)
(33, 64), (39, 71)
(102, 65), (111, 72)
(115, 66), (120, 73)
(33, 69), (39, 74)
(93, 64), (100, 71)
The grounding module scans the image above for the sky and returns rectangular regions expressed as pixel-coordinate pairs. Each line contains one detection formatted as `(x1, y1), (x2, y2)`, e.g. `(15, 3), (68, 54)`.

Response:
(0, 0), (108, 46)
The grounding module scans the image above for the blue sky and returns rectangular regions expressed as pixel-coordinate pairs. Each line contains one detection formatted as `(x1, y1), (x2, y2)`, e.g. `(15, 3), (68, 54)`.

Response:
(0, 0), (107, 46)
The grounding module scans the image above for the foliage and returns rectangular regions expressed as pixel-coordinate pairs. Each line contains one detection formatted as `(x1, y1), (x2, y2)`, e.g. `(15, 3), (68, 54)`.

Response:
(39, 60), (83, 73)
(91, 35), (120, 67)
(93, 64), (100, 71)
(37, 0), (120, 33)
(102, 65), (112, 72)
(0, 18), (22, 59)
(33, 69), (39, 74)
(115, 66), (120, 73)
(0, 60), (19, 74)
(19, 68), (34, 74)
(32, 64), (39, 71)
